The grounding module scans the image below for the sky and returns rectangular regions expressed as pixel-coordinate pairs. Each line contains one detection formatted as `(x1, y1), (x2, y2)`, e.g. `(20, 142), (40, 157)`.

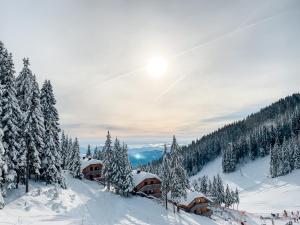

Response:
(1, 0), (300, 146)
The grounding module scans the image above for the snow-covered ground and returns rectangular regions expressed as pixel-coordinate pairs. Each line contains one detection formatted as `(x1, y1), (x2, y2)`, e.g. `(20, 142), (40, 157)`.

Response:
(1, 157), (299, 225)
(0, 174), (219, 225)
(191, 156), (300, 213)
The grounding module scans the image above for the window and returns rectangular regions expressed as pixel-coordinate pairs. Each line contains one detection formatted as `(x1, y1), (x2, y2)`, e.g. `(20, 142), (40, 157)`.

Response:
(90, 167), (94, 171)
(150, 181), (154, 184)
(144, 182), (148, 185)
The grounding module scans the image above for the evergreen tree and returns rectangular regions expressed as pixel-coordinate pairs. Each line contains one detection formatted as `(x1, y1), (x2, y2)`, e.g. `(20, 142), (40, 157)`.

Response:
(224, 184), (231, 208)
(207, 179), (212, 196)
(111, 137), (122, 191)
(169, 136), (189, 212)
(191, 180), (199, 192)
(216, 174), (224, 205)
(294, 137), (300, 169)
(60, 131), (68, 169)
(102, 131), (113, 189)
(212, 176), (218, 198)
(70, 138), (81, 178)
(86, 144), (91, 158)
(270, 140), (279, 178)
(160, 144), (172, 209)
(278, 138), (292, 176)
(235, 188), (240, 209)
(0, 129), (7, 209)
(200, 176), (208, 195)
(93, 147), (98, 159)
(118, 143), (133, 196)
(40, 80), (63, 185)
(23, 75), (45, 192)
(0, 42), (23, 190)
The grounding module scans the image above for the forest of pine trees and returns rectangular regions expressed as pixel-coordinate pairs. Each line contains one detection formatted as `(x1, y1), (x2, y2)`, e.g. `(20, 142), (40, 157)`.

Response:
(144, 94), (300, 179)
(0, 41), (81, 208)
(191, 175), (239, 209)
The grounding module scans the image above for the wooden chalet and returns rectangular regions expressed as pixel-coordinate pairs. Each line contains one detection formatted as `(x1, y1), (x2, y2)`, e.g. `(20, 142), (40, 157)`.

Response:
(172, 190), (213, 217)
(131, 170), (161, 198)
(81, 159), (103, 180)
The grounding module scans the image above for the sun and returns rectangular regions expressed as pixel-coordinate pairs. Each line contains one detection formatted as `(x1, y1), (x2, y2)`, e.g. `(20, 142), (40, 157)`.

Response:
(146, 56), (168, 78)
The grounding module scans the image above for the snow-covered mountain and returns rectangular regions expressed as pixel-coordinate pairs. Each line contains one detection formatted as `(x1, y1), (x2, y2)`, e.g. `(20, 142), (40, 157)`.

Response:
(190, 156), (300, 213)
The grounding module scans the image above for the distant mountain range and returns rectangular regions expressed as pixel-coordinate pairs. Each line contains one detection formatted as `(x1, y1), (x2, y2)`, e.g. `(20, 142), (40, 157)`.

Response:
(80, 145), (164, 167)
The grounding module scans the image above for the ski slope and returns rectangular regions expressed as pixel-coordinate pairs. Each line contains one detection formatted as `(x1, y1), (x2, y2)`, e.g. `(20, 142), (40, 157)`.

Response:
(0, 174), (220, 225)
(190, 156), (300, 213)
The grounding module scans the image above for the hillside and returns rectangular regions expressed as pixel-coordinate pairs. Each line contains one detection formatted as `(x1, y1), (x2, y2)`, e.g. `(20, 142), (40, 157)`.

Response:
(191, 156), (300, 213)
(0, 174), (220, 225)
(145, 93), (300, 178)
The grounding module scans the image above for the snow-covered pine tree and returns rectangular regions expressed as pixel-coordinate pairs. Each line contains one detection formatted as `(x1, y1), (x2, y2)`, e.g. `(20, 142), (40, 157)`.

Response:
(169, 135), (189, 212)
(207, 179), (212, 196)
(160, 144), (172, 209)
(278, 138), (292, 176)
(40, 80), (63, 186)
(65, 137), (73, 170)
(86, 144), (92, 158)
(222, 143), (236, 173)
(212, 176), (218, 199)
(102, 131), (113, 190)
(118, 142), (133, 196)
(0, 42), (24, 190)
(191, 180), (199, 192)
(216, 174), (224, 205)
(23, 75), (45, 192)
(70, 138), (81, 178)
(224, 184), (231, 208)
(270, 140), (279, 178)
(60, 131), (68, 169)
(0, 129), (7, 209)
(200, 176), (208, 195)
(293, 137), (300, 169)
(93, 146), (98, 159)
(111, 137), (122, 191)
(234, 187), (240, 209)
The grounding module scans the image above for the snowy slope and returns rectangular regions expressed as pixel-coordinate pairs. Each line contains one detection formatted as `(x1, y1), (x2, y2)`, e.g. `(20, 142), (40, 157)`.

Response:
(190, 156), (300, 213)
(0, 174), (220, 225)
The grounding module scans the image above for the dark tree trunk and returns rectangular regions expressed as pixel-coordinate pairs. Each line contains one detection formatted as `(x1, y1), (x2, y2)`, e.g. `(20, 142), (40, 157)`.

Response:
(165, 193), (168, 210)
(16, 170), (19, 189)
(25, 152), (29, 193)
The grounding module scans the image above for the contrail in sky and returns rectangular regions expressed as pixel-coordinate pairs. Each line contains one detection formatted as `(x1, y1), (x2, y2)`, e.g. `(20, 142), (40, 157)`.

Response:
(154, 7), (296, 101)
(74, 4), (296, 100)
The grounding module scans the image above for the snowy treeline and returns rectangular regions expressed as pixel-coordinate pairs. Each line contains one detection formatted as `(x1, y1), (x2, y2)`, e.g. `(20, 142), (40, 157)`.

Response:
(102, 131), (133, 196)
(270, 137), (300, 178)
(60, 133), (81, 178)
(0, 41), (80, 208)
(160, 136), (189, 211)
(145, 94), (300, 178)
(191, 175), (239, 209)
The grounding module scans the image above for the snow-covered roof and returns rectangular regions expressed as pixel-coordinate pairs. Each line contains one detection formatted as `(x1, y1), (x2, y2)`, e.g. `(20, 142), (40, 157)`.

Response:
(81, 159), (103, 170)
(131, 170), (161, 187)
(169, 190), (213, 205)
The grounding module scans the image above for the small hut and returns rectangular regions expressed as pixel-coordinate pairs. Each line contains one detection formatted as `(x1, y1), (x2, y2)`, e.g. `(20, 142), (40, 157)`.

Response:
(81, 159), (103, 180)
(172, 190), (213, 216)
(131, 170), (161, 198)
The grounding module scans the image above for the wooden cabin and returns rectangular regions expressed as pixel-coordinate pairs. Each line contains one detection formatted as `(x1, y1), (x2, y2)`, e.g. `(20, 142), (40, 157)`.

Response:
(174, 190), (213, 217)
(81, 159), (103, 180)
(131, 170), (161, 198)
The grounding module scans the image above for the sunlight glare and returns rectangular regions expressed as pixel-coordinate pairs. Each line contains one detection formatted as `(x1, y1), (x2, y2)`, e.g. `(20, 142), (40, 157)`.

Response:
(146, 56), (168, 78)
